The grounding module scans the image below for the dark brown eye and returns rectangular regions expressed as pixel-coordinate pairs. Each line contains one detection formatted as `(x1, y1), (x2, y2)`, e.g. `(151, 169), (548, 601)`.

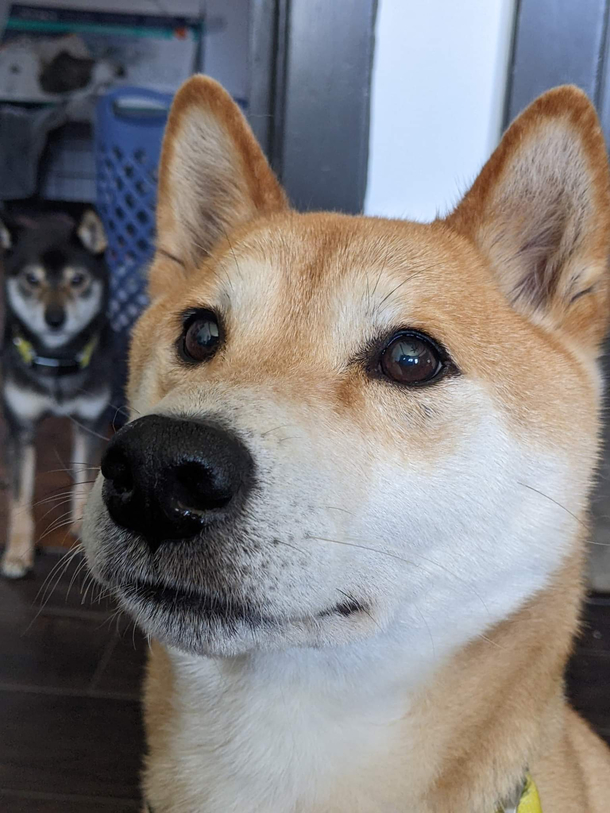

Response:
(380, 331), (443, 385)
(70, 273), (85, 287)
(24, 271), (40, 287)
(181, 310), (221, 363)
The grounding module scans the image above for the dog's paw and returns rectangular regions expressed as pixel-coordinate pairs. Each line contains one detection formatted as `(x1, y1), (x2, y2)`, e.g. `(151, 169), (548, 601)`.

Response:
(1, 554), (32, 579)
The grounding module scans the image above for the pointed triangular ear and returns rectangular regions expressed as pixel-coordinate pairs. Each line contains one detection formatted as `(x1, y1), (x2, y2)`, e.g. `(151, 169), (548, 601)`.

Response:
(446, 86), (610, 353)
(151, 75), (287, 296)
(77, 209), (107, 254)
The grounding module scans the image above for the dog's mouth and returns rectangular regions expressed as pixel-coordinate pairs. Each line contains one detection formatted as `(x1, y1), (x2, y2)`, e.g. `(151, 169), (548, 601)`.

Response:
(120, 578), (273, 626)
(114, 577), (366, 628)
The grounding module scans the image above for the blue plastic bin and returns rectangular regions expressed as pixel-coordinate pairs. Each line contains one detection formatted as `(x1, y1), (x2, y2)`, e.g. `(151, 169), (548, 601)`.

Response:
(95, 87), (173, 337)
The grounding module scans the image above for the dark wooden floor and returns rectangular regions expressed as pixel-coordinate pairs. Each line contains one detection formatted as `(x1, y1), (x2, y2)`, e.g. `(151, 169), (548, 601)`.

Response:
(0, 553), (146, 811)
(0, 552), (607, 811)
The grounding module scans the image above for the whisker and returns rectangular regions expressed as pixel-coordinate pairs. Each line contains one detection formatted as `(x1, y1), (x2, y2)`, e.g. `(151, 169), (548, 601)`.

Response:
(39, 465), (98, 477)
(315, 505), (354, 516)
(261, 424), (293, 438)
(413, 602), (436, 658)
(28, 545), (84, 626)
(32, 490), (75, 509)
(68, 416), (108, 442)
(37, 497), (75, 525)
(518, 482), (585, 526)
(35, 544), (83, 608)
(73, 386), (140, 419)
(309, 535), (492, 620)
(53, 446), (70, 479)
(219, 225), (244, 284)
(377, 269), (424, 308)
(276, 539), (308, 555)
(370, 268), (384, 299)
(66, 555), (90, 603)
(34, 481), (97, 517)
(37, 513), (74, 542)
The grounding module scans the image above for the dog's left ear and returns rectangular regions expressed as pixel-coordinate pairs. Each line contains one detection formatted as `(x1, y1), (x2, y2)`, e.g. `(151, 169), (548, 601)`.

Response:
(150, 75), (287, 297)
(77, 209), (107, 254)
(0, 218), (12, 253)
(446, 85), (610, 353)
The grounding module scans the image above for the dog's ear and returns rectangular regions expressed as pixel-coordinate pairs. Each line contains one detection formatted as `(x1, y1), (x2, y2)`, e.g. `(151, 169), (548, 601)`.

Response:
(446, 85), (610, 353)
(0, 218), (12, 252)
(77, 209), (107, 254)
(150, 75), (287, 296)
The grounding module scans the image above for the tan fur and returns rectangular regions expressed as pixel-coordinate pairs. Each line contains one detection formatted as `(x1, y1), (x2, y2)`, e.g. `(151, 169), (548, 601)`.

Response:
(2, 445), (35, 577)
(85, 78), (610, 812)
(70, 423), (95, 538)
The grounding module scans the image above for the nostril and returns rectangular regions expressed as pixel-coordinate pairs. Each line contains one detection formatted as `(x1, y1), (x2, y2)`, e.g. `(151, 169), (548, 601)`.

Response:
(173, 461), (232, 514)
(102, 454), (134, 496)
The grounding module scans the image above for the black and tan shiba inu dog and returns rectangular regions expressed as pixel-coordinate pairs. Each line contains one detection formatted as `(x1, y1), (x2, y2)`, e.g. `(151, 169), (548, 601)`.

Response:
(0, 210), (112, 578)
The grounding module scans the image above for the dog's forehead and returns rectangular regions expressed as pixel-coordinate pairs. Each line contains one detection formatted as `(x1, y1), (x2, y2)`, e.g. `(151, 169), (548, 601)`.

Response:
(196, 213), (496, 337)
(222, 212), (462, 288)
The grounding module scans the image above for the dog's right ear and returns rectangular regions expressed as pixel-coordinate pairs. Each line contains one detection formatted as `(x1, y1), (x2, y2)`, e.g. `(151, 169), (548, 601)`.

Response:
(150, 75), (287, 297)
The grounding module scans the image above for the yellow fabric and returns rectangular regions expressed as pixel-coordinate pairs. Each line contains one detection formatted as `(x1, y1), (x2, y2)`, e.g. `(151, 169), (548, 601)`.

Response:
(13, 335), (35, 364)
(496, 774), (542, 813)
(78, 336), (98, 368)
(517, 775), (542, 813)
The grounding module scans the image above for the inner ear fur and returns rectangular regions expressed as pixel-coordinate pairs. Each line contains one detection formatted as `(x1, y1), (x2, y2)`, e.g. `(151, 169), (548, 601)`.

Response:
(151, 75), (287, 296)
(446, 85), (610, 352)
(77, 209), (107, 254)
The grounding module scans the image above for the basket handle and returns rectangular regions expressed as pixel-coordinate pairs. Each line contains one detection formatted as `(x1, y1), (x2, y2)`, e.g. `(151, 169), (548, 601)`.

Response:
(98, 86), (174, 124)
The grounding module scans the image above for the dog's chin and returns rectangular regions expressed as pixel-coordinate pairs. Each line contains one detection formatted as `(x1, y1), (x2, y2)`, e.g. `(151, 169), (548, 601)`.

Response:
(40, 328), (77, 348)
(108, 576), (376, 658)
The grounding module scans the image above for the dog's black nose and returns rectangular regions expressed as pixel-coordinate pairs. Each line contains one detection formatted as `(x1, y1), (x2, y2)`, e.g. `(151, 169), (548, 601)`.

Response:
(45, 305), (65, 329)
(101, 415), (254, 544)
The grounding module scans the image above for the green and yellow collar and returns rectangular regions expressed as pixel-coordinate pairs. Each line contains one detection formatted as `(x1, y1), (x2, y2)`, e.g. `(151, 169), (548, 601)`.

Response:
(12, 330), (98, 376)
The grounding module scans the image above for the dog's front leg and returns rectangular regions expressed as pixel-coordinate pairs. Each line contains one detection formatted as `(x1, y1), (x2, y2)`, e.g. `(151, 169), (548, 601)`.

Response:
(2, 425), (36, 578)
(70, 420), (106, 539)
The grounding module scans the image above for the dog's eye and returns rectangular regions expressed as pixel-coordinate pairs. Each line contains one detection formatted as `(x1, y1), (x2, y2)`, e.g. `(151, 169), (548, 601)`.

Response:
(181, 310), (221, 363)
(380, 331), (443, 385)
(70, 273), (85, 287)
(24, 271), (40, 287)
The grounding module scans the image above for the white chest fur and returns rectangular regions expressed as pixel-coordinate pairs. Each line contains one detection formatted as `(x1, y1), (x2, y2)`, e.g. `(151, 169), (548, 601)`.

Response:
(3, 380), (109, 423)
(144, 645), (423, 813)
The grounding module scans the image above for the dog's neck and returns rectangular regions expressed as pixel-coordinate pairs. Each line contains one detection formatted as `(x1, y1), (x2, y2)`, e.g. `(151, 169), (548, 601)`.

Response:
(6, 311), (104, 359)
(144, 551), (582, 813)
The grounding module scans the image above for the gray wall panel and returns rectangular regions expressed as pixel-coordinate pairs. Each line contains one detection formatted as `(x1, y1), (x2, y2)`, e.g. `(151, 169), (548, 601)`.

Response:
(507, 0), (608, 124)
(279, 0), (377, 213)
(248, 0), (278, 157)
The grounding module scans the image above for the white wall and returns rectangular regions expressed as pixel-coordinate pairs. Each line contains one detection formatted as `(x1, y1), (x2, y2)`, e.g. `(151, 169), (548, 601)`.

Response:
(364, 0), (516, 222)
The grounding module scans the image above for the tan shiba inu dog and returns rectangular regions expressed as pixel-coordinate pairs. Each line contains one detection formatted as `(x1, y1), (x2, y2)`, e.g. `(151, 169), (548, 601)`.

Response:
(82, 77), (610, 812)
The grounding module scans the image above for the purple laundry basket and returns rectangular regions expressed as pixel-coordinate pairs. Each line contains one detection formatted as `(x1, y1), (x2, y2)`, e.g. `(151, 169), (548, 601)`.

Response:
(94, 87), (173, 419)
